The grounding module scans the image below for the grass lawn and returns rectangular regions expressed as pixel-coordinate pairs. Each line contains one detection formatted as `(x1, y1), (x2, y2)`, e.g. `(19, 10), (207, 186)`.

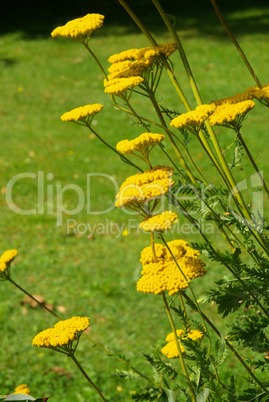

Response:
(1, 1), (269, 400)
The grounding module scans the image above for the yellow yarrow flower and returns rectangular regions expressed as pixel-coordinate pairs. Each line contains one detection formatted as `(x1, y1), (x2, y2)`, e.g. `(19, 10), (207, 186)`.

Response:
(13, 384), (30, 395)
(170, 104), (216, 131)
(161, 329), (203, 358)
(116, 133), (165, 156)
(139, 211), (178, 233)
(209, 100), (255, 126)
(0, 249), (18, 274)
(32, 316), (90, 350)
(161, 339), (185, 358)
(61, 104), (103, 123)
(137, 240), (206, 296)
(104, 76), (144, 95)
(115, 166), (174, 209)
(108, 43), (177, 64)
(51, 14), (104, 43)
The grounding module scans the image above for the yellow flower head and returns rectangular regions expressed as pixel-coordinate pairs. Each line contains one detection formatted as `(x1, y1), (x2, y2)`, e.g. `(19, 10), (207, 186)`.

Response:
(170, 104), (216, 131)
(161, 328), (203, 358)
(61, 104), (103, 123)
(13, 384), (30, 395)
(115, 166), (174, 209)
(161, 339), (185, 358)
(32, 316), (90, 349)
(108, 43), (177, 64)
(247, 84), (269, 102)
(137, 239), (206, 296)
(104, 76), (144, 95)
(0, 249), (18, 273)
(139, 211), (178, 233)
(116, 133), (165, 156)
(51, 14), (104, 42)
(209, 100), (255, 126)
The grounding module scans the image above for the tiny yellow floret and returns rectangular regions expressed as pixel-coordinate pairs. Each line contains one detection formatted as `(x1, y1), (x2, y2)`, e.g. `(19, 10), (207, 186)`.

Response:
(161, 328), (203, 358)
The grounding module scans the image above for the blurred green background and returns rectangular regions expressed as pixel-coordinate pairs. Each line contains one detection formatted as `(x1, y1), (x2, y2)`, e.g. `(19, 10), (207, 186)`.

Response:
(0, 0), (269, 400)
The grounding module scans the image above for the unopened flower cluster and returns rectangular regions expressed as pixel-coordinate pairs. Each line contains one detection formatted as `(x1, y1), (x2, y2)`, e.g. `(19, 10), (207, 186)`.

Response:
(115, 166), (174, 209)
(51, 14), (104, 42)
(32, 316), (90, 349)
(139, 211), (178, 233)
(0, 249), (18, 273)
(104, 43), (177, 95)
(161, 329), (204, 358)
(137, 239), (207, 296)
(116, 132), (165, 157)
(61, 104), (103, 123)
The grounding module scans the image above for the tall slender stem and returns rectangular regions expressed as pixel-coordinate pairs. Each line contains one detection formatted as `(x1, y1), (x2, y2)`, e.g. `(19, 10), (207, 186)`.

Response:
(210, 0), (262, 88)
(69, 353), (107, 401)
(83, 43), (108, 80)
(162, 292), (196, 401)
(7, 277), (61, 319)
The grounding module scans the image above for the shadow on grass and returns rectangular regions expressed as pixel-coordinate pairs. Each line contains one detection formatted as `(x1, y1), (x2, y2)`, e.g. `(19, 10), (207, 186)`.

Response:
(1, 0), (269, 40)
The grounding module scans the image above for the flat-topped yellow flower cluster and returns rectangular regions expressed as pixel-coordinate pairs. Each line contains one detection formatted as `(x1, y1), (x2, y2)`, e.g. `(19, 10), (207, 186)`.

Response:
(209, 100), (255, 126)
(139, 211), (178, 233)
(170, 104), (216, 130)
(161, 329), (204, 358)
(137, 240), (206, 296)
(32, 316), (90, 349)
(116, 132), (165, 156)
(105, 43), (177, 95)
(13, 384), (31, 395)
(0, 249), (18, 273)
(51, 14), (104, 42)
(61, 104), (103, 123)
(115, 166), (174, 209)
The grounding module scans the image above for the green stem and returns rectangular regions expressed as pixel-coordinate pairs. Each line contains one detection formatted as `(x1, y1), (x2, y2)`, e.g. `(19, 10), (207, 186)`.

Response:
(236, 128), (269, 198)
(86, 124), (143, 172)
(69, 353), (107, 401)
(7, 277), (61, 319)
(118, 0), (192, 110)
(160, 234), (211, 355)
(183, 293), (268, 394)
(83, 43), (108, 80)
(210, 0), (262, 88)
(162, 292), (196, 401)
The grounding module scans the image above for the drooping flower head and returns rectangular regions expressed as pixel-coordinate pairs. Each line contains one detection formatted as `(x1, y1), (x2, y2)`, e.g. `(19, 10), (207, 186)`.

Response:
(209, 100), (255, 128)
(137, 240), (206, 296)
(13, 384), (31, 395)
(170, 104), (216, 133)
(32, 316), (90, 353)
(115, 166), (174, 211)
(139, 211), (178, 233)
(61, 104), (103, 125)
(161, 329), (204, 359)
(116, 133), (165, 159)
(51, 14), (104, 43)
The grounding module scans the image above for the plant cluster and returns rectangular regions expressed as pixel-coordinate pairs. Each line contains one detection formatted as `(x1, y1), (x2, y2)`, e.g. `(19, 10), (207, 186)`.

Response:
(1, 1), (269, 401)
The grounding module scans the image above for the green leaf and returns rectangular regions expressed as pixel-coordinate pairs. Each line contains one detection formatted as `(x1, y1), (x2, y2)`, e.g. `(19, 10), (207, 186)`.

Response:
(196, 388), (211, 402)
(4, 395), (35, 401)
(157, 388), (177, 402)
